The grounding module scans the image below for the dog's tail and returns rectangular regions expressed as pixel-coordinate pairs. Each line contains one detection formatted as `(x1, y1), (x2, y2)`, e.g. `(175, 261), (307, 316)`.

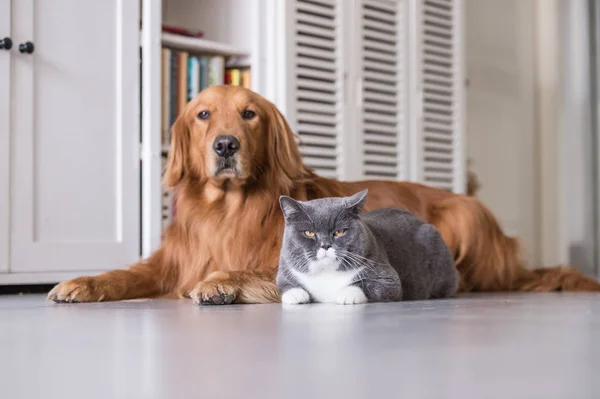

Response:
(429, 195), (600, 292)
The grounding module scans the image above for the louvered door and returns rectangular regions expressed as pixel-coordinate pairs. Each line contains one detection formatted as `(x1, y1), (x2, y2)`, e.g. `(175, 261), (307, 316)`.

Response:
(358, 0), (409, 180)
(291, 0), (343, 179)
(283, 0), (464, 189)
(412, 0), (465, 192)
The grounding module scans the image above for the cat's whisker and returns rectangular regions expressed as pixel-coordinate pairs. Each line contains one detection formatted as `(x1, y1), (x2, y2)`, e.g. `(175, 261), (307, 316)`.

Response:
(337, 251), (377, 272)
(338, 253), (375, 278)
(337, 249), (388, 266)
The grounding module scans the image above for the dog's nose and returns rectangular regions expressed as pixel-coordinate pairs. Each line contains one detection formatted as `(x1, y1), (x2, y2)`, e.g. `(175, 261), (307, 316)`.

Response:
(213, 135), (240, 158)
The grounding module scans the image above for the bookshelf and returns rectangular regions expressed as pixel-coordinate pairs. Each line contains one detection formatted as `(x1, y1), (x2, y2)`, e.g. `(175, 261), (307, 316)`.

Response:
(161, 32), (250, 59)
(140, 0), (265, 258)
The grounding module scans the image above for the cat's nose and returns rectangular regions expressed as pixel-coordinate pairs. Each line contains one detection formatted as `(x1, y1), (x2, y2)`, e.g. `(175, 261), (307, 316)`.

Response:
(321, 244), (332, 250)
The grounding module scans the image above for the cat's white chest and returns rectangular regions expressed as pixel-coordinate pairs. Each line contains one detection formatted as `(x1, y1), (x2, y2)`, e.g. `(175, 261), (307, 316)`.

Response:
(291, 259), (363, 303)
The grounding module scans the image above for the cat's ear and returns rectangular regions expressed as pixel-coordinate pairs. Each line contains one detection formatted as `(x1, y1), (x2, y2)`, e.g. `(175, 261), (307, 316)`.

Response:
(279, 196), (308, 221)
(346, 189), (369, 214)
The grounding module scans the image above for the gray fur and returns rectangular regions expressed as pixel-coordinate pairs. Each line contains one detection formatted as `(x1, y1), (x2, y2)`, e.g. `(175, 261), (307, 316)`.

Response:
(276, 190), (459, 302)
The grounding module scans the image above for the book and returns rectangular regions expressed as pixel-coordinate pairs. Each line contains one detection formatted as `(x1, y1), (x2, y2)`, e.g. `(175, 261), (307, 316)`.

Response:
(224, 70), (232, 85)
(230, 69), (241, 86)
(177, 51), (189, 115)
(161, 48), (171, 146)
(241, 70), (251, 89)
(138, 20), (205, 38)
(208, 56), (225, 86)
(168, 51), (178, 142)
(199, 56), (208, 91)
(188, 56), (200, 100)
(161, 24), (204, 38)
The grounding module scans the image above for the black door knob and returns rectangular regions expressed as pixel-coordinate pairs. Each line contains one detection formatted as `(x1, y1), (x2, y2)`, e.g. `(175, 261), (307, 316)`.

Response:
(0, 37), (12, 50)
(19, 41), (34, 54)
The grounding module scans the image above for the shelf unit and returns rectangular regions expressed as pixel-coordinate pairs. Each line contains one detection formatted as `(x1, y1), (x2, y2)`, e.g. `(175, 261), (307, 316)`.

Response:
(160, 32), (251, 59)
(140, 0), (267, 258)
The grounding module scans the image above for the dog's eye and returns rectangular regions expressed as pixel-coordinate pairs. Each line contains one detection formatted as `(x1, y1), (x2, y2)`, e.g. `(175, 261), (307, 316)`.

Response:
(334, 229), (346, 237)
(241, 109), (256, 120)
(197, 110), (211, 120)
(304, 231), (315, 238)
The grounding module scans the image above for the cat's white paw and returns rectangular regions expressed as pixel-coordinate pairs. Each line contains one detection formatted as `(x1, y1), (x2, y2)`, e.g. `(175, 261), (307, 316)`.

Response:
(335, 286), (368, 305)
(281, 288), (310, 305)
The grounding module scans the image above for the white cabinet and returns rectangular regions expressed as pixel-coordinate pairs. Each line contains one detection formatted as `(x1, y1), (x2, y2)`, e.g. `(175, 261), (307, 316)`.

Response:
(1, 0), (141, 283)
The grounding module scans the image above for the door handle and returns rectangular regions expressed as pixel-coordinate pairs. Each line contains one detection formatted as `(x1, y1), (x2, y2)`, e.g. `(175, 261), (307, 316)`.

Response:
(0, 37), (12, 50)
(18, 41), (34, 54)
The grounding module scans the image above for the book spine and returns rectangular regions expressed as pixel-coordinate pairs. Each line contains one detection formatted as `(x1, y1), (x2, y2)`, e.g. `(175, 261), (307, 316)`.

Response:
(208, 56), (225, 86)
(177, 52), (189, 115)
(161, 48), (171, 147)
(199, 56), (208, 91)
(188, 57), (200, 101)
(241, 70), (251, 90)
(168, 50), (178, 143)
(230, 69), (241, 86)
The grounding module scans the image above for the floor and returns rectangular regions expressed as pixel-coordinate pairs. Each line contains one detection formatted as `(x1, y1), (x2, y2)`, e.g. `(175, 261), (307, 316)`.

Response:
(1, 293), (600, 399)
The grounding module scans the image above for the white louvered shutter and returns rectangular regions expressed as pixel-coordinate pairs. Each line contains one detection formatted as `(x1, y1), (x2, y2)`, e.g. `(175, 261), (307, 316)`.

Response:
(412, 0), (465, 192)
(291, 0), (342, 179)
(358, 0), (409, 180)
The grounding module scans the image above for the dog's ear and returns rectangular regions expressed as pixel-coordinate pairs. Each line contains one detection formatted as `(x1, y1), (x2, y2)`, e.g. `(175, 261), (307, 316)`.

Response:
(267, 104), (305, 187)
(163, 114), (191, 188)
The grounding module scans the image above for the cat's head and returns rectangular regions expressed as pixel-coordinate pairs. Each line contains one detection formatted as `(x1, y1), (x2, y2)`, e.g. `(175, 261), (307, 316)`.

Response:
(278, 190), (369, 273)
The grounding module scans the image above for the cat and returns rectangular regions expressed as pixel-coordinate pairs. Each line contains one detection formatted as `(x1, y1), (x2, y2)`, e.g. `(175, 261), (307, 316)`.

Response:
(276, 189), (459, 305)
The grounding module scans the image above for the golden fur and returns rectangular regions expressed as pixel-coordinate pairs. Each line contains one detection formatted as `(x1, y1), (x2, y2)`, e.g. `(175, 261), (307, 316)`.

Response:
(48, 86), (600, 304)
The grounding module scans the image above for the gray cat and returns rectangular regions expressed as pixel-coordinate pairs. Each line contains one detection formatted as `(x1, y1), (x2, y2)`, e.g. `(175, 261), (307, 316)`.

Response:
(276, 190), (459, 305)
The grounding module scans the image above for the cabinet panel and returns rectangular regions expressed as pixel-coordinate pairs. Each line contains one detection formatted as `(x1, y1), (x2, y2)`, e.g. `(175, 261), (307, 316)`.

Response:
(0, 0), (11, 273)
(10, 0), (140, 272)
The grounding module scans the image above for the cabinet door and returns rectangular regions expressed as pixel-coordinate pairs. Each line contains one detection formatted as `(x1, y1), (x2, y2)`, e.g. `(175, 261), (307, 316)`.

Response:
(10, 0), (140, 272)
(0, 0), (10, 273)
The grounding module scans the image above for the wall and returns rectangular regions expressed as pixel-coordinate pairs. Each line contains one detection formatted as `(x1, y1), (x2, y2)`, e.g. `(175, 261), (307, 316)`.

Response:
(465, 0), (539, 266)
(560, 0), (597, 276)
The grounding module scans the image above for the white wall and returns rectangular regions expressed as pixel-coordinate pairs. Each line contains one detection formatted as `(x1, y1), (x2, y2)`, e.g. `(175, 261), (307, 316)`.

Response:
(465, 0), (539, 266)
(162, 0), (255, 51)
(560, 0), (596, 276)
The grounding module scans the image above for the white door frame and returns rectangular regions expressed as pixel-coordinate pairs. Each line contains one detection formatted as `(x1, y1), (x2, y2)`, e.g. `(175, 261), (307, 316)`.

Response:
(140, 0), (163, 259)
(0, 0), (11, 273)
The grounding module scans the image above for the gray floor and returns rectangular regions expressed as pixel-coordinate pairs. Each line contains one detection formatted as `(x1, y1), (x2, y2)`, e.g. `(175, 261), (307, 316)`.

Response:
(1, 294), (600, 399)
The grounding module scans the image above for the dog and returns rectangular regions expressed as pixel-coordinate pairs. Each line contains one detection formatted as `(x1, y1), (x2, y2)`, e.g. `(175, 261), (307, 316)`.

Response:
(48, 86), (600, 304)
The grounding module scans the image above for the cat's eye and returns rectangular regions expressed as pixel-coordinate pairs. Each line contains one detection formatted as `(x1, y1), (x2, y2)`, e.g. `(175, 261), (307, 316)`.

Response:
(334, 229), (346, 237)
(304, 231), (315, 238)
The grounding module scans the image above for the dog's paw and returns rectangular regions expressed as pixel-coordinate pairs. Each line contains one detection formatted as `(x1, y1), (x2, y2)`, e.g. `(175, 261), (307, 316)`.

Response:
(47, 277), (106, 303)
(281, 288), (310, 305)
(190, 281), (237, 305)
(335, 286), (367, 305)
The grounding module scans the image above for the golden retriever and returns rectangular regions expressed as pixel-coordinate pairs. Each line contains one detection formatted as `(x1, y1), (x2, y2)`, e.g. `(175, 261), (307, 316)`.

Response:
(48, 86), (600, 304)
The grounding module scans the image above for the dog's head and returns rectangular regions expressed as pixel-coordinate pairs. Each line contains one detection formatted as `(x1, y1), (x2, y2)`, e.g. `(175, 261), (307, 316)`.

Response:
(163, 86), (306, 189)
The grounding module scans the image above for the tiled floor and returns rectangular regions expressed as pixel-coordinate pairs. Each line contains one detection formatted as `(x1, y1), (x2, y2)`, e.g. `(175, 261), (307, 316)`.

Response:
(1, 293), (599, 399)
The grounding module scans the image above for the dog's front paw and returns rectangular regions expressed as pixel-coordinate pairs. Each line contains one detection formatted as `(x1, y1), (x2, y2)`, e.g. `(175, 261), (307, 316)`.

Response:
(47, 277), (107, 303)
(190, 281), (238, 305)
(281, 288), (310, 305)
(335, 286), (367, 305)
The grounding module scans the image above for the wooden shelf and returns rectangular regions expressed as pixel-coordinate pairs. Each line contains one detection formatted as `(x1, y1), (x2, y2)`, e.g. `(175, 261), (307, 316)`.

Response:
(160, 32), (250, 57)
